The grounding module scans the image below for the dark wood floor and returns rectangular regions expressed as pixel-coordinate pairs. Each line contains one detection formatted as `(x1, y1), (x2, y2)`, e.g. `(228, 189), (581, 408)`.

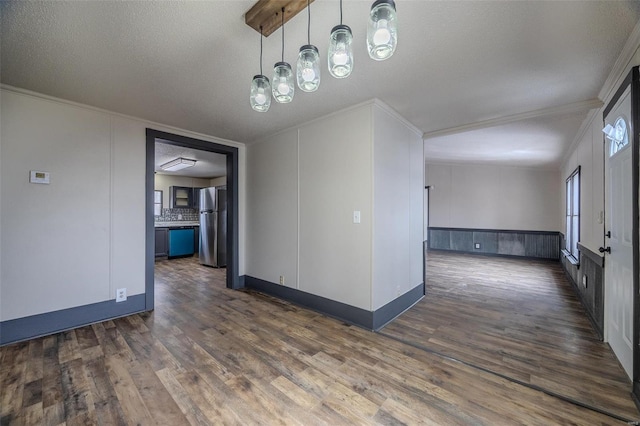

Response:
(0, 252), (637, 424)
(381, 250), (640, 422)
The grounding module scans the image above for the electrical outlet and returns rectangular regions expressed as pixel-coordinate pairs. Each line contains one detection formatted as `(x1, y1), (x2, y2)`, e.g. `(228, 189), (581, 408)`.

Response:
(474, 243), (481, 249)
(279, 276), (285, 285)
(116, 288), (127, 303)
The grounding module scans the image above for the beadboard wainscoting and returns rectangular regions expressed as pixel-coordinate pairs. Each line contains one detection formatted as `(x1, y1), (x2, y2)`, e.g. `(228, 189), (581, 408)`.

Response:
(560, 240), (605, 339)
(428, 227), (560, 260)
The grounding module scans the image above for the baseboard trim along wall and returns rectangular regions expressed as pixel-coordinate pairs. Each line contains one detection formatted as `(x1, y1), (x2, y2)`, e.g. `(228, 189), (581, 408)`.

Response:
(428, 227), (560, 260)
(244, 276), (424, 331)
(0, 294), (146, 346)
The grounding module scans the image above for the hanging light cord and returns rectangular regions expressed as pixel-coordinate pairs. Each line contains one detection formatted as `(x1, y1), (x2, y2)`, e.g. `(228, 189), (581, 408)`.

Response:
(281, 8), (285, 62)
(307, 0), (311, 45)
(259, 26), (263, 75)
(340, 0), (343, 25)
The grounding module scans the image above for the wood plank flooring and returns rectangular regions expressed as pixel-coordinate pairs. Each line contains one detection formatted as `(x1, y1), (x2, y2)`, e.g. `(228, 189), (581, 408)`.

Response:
(1, 253), (638, 424)
(381, 250), (640, 422)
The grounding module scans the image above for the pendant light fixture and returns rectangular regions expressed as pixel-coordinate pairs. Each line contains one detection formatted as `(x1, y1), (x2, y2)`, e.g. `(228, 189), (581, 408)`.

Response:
(296, 0), (320, 92)
(273, 7), (294, 103)
(367, 0), (397, 60)
(328, 0), (353, 79)
(250, 26), (271, 112)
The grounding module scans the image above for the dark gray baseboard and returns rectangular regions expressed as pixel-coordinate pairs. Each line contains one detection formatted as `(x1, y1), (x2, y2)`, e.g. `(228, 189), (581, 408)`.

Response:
(0, 294), (146, 346)
(244, 276), (424, 331)
(373, 284), (425, 330)
(429, 227), (560, 260)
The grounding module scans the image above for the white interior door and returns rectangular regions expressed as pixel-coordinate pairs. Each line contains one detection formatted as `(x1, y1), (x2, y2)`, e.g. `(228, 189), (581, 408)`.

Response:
(604, 86), (633, 379)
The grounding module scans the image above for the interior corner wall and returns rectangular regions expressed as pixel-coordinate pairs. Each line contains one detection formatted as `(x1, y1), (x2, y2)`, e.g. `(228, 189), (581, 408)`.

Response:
(247, 105), (374, 311)
(372, 105), (424, 310)
(246, 128), (299, 291)
(0, 88), (246, 327)
(426, 162), (560, 232)
(298, 107), (373, 310)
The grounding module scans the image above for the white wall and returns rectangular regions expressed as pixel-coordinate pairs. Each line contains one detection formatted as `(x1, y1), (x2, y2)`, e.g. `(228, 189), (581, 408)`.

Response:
(560, 34), (640, 253)
(372, 106), (424, 310)
(426, 163), (560, 232)
(246, 128), (299, 291)
(298, 106), (373, 310)
(2, 91), (113, 320)
(0, 88), (246, 321)
(561, 119), (604, 253)
(247, 105), (373, 310)
(154, 174), (212, 209)
(209, 176), (226, 187)
(247, 101), (423, 312)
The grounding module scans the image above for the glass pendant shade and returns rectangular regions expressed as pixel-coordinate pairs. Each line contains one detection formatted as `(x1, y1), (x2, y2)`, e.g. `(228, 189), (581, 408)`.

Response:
(250, 74), (271, 112)
(272, 62), (294, 103)
(296, 45), (321, 92)
(367, 0), (397, 61)
(328, 25), (353, 78)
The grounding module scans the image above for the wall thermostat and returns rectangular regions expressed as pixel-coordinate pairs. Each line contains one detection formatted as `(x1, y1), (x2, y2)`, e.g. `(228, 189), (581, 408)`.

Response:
(30, 170), (50, 184)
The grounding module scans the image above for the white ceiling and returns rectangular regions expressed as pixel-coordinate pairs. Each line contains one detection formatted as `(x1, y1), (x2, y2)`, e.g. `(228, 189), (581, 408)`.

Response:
(155, 140), (227, 179)
(2, 1), (640, 168)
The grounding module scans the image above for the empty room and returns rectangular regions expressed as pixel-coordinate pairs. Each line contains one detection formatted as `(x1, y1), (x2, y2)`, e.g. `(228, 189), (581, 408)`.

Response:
(2, 1), (640, 424)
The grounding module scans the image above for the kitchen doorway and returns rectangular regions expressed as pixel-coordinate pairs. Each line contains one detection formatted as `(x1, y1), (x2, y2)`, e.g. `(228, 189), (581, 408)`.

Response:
(145, 129), (240, 311)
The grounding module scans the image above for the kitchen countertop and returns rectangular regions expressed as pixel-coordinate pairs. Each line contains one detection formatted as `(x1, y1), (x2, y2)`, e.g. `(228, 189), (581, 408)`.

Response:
(155, 221), (200, 228)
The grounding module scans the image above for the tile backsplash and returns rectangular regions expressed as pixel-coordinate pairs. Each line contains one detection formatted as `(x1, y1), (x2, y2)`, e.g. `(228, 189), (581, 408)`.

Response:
(155, 208), (198, 222)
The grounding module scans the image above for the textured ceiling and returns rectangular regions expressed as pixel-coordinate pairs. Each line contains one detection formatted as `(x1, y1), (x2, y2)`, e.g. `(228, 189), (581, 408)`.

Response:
(155, 140), (227, 179)
(2, 1), (640, 167)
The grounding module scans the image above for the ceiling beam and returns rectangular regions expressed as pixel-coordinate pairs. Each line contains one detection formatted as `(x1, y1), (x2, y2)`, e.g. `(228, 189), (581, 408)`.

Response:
(245, 0), (315, 37)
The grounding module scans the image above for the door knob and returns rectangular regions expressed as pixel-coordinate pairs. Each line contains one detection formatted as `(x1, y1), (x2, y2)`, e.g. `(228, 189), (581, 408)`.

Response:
(599, 246), (611, 254)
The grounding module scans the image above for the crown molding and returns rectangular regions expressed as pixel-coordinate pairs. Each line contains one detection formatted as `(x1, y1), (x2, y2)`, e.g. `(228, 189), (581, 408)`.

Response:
(371, 98), (423, 137)
(561, 19), (640, 166)
(598, 18), (640, 104)
(0, 84), (245, 148)
(560, 108), (600, 167)
(422, 99), (603, 140)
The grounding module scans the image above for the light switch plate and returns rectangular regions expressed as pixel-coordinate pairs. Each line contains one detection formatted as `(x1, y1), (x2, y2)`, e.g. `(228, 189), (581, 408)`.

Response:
(353, 211), (361, 224)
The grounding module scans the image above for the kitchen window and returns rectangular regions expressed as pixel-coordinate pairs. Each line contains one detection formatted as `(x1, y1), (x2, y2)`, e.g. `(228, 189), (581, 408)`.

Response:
(565, 166), (580, 261)
(154, 190), (163, 216)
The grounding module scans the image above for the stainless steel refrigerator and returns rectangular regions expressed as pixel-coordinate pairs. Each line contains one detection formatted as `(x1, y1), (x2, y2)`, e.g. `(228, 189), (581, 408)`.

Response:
(199, 186), (227, 267)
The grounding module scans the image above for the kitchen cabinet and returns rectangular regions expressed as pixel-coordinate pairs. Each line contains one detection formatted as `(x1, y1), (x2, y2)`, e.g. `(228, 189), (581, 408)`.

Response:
(193, 188), (201, 211)
(155, 228), (168, 258)
(169, 186), (193, 208)
(169, 186), (204, 210)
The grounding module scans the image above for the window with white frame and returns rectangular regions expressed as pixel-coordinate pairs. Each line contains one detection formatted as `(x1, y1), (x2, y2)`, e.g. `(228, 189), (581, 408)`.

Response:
(154, 190), (163, 216)
(565, 166), (580, 260)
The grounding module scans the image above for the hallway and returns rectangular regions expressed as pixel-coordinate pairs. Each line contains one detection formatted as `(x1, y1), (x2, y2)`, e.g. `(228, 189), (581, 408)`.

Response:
(381, 250), (639, 421)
